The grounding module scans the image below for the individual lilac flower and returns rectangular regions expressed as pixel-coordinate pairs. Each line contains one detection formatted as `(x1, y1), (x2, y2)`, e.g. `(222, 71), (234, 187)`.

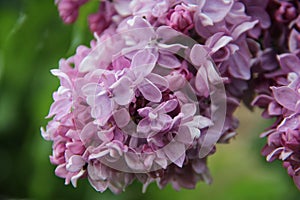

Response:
(137, 99), (178, 134)
(55, 0), (89, 24)
(165, 4), (194, 34)
(88, 1), (116, 35)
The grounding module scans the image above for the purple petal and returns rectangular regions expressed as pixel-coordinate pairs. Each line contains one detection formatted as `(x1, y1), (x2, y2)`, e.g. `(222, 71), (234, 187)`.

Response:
(195, 66), (210, 97)
(91, 94), (113, 125)
(278, 114), (300, 132)
(97, 126), (114, 142)
(124, 152), (145, 171)
(165, 71), (186, 91)
(228, 50), (251, 80)
(185, 115), (213, 129)
(131, 49), (157, 77)
(51, 69), (73, 88)
(231, 20), (258, 40)
(88, 178), (108, 192)
(163, 141), (186, 167)
(80, 122), (99, 146)
(272, 86), (299, 111)
(156, 26), (182, 43)
(138, 107), (153, 118)
(206, 33), (232, 53)
(112, 76), (135, 105)
(112, 56), (131, 70)
(289, 29), (300, 52)
(293, 175), (300, 190)
(138, 79), (162, 103)
(151, 114), (172, 131)
(201, 0), (233, 24)
(177, 126), (194, 144)
(278, 53), (300, 75)
(190, 44), (209, 66)
(46, 98), (72, 119)
(181, 103), (197, 118)
(66, 155), (85, 172)
(113, 108), (131, 128)
(157, 99), (178, 113)
(137, 118), (151, 134)
(146, 73), (169, 92)
(158, 53), (181, 69)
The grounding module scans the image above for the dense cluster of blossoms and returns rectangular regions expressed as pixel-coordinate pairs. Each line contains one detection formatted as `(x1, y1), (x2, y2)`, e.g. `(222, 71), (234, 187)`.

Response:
(42, 0), (300, 193)
(249, 0), (300, 189)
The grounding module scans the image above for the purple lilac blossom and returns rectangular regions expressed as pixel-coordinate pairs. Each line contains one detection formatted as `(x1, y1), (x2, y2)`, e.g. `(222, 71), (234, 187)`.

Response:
(55, 0), (89, 24)
(47, 0), (300, 193)
(42, 13), (239, 193)
(248, 0), (300, 190)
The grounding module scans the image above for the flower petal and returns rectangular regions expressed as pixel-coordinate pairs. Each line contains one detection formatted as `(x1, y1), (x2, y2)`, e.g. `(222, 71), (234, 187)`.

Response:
(138, 79), (162, 103)
(112, 76), (135, 105)
(113, 108), (131, 128)
(272, 86), (299, 111)
(163, 141), (186, 167)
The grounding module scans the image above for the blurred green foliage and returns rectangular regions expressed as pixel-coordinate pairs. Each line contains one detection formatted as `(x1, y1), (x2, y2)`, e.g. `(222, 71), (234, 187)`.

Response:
(0, 0), (299, 199)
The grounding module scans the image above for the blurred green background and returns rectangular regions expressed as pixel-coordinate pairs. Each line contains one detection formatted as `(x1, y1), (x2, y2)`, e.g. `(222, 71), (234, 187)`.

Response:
(0, 0), (299, 199)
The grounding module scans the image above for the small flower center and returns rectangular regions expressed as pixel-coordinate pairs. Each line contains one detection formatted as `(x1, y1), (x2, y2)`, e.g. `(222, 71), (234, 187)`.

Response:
(149, 112), (158, 120)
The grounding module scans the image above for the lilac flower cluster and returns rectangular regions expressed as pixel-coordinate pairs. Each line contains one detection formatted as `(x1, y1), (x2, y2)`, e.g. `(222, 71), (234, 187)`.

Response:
(42, 0), (300, 193)
(249, 0), (300, 190)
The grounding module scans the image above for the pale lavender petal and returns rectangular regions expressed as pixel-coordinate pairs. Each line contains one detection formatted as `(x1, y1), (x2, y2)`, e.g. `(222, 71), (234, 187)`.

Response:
(124, 153), (145, 171)
(89, 178), (108, 192)
(113, 0), (131, 16)
(156, 26), (182, 43)
(201, 0), (234, 24)
(146, 73), (169, 92)
(112, 76), (135, 105)
(151, 114), (172, 131)
(131, 49), (157, 77)
(181, 103), (197, 118)
(157, 99), (178, 113)
(206, 33), (232, 53)
(113, 108), (131, 128)
(137, 118), (151, 134)
(195, 66), (210, 97)
(190, 44), (209, 66)
(138, 79), (162, 103)
(51, 69), (73, 88)
(163, 141), (185, 167)
(138, 107), (152, 118)
(185, 115), (213, 129)
(80, 122), (99, 146)
(158, 53), (181, 69)
(177, 126), (194, 144)
(66, 155), (85, 172)
(71, 169), (86, 187)
(231, 20), (258, 40)
(97, 126), (114, 142)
